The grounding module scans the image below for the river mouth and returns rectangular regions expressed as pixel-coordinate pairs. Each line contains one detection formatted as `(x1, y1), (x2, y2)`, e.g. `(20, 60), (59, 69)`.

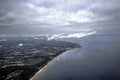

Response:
(33, 34), (120, 80)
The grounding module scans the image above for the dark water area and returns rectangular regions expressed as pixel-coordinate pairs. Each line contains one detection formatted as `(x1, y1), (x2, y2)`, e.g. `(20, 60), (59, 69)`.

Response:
(34, 33), (120, 80)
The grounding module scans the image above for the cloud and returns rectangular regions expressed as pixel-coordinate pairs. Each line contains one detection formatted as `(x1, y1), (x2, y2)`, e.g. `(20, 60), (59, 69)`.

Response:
(47, 31), (96, 40)
(26, 2), (94, 24)
(0, 0), (120, 35)
(0, 2), (94, 26)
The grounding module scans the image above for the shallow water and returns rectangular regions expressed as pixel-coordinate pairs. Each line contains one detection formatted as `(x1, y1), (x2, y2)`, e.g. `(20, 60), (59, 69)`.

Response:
(33, 34), (120, 80)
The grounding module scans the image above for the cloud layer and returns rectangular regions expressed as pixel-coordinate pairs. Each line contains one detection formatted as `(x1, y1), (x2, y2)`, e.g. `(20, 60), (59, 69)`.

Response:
(0, 0), (120, 35)
(47, 31), (96, 40)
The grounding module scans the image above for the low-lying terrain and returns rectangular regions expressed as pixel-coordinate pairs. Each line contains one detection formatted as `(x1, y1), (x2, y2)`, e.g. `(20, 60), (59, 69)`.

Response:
(0, 36), (80, 80)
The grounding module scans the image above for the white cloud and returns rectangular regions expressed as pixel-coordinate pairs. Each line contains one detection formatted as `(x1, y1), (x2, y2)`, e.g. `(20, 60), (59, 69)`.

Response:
(1, 0), (114, 26)
(47, 31), (96, 40)
(25, 2), (95, 25)
(0, 0), (119, 35)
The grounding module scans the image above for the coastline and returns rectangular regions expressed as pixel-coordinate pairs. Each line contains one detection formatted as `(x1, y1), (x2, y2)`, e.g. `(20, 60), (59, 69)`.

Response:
(29, 47), (80, 80)
(0, 38), (81, 80)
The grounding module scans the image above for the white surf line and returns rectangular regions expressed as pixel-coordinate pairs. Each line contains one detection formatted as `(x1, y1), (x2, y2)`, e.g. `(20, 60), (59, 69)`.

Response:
(30, 61), (51, 80)
(30, 47), (77, 80)
(30, 52), (65, 80)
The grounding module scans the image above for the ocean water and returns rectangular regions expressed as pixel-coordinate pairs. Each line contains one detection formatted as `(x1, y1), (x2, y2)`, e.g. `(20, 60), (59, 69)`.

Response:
(33, 33), (120, 80)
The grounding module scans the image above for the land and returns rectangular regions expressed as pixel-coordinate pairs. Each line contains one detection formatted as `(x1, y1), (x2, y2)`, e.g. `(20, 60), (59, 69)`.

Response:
(0, 36), (80, 80)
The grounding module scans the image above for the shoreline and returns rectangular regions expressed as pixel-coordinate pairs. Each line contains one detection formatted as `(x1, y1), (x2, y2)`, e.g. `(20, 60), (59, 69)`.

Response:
(29, 47), (80, 80)
(0, 38), (81, 80)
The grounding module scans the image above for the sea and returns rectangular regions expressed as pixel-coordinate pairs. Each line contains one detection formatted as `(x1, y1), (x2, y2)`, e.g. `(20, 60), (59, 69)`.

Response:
(32, 28), (120, 80)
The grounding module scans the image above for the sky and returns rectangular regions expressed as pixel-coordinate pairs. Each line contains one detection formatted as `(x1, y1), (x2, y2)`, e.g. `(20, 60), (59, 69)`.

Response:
(0, 0), (120, 35)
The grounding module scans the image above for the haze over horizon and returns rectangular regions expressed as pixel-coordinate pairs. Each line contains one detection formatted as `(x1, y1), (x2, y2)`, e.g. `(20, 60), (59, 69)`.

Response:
(0, 0), (120, 35)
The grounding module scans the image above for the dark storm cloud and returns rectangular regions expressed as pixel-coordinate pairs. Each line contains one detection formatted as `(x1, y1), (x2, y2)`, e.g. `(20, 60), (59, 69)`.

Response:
(0, 0), (120, 35)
